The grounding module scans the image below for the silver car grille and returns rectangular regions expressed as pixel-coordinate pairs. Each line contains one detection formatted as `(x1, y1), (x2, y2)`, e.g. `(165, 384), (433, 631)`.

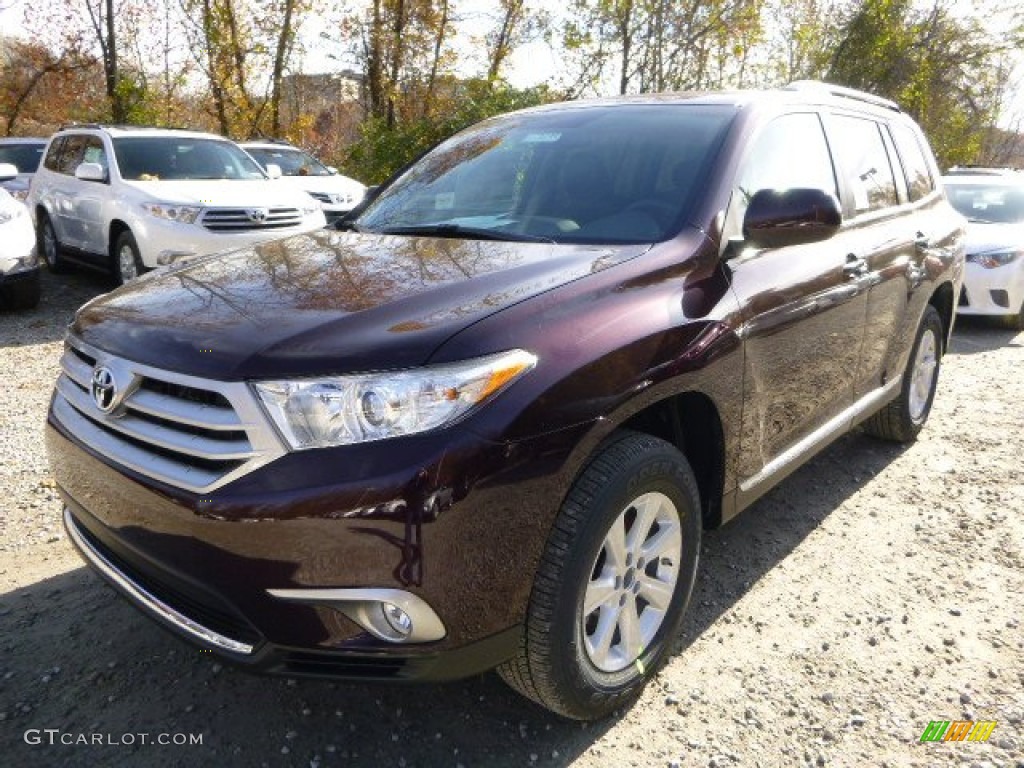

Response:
(52, 338), (285, 493)
(201, 207), (302, 232)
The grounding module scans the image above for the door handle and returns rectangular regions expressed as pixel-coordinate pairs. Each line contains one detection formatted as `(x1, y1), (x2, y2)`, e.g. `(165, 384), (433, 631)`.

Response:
(843, 254), (868, 277)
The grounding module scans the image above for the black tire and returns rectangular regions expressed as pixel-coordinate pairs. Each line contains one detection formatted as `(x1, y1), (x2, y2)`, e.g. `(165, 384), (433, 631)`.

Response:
(2, 271), (41, 310)
(37, 213), (65, 273)
(498, 431), (701, 720)
(863, 304), (944, 442)
(112, 230), (144, 285)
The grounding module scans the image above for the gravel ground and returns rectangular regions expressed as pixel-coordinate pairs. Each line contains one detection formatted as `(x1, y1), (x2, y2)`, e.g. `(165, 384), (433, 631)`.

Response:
(1, 269), (1022, 768)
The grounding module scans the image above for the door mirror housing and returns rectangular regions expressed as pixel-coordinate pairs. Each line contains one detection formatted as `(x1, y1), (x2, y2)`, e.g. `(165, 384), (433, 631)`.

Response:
(265, 163), (283, 179)
(75, 162), (107, 183)
(0, 163), (17, 182)
(742, 188), (841, 249)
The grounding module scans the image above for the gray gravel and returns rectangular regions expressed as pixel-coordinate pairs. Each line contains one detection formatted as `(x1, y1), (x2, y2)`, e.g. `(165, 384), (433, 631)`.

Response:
(1, 268), (1022, 767)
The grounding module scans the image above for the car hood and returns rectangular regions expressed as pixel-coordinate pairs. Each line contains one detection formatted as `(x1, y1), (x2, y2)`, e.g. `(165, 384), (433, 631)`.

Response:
(72, 230), (649, 380)
(276, 174), (365, 196)
(963, 222), (1024, 255)
(121, 179), (316, 209)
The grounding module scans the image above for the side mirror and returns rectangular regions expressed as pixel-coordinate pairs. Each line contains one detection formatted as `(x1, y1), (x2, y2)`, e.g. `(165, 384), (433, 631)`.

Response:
(0, 162), (19, 182)
(327, 166), (339, 175)
(743, 188), (841, 249)
(75, 162), (107, 183)
(265, 163), (283, 179)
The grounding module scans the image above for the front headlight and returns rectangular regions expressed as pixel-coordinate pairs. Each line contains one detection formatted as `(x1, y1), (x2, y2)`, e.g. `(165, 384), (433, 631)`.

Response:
(142, 203), (202, 224)
(967, 250), (1023, 269)
(253, 349), (537, 450)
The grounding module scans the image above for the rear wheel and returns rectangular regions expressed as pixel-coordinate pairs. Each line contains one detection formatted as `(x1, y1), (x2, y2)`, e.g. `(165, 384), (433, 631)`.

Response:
(37, 214), (65, 273)
(863, 305), (943, 442)
(113, 230), (143, 285)
(498, 431), (701, 720)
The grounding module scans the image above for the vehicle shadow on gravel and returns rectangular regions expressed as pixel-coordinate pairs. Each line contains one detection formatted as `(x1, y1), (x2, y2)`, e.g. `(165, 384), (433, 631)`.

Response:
(0, 270), (111, 348)
(947, 316), (1023, 356)
(3, 432), (909, 768)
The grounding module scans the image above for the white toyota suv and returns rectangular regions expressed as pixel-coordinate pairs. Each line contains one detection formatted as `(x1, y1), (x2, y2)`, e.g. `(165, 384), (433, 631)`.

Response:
(28, 125), (326, 284)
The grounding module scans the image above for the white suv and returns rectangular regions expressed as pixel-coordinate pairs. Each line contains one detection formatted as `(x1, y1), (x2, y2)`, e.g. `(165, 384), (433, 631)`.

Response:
(240, 140), (366, 225)
(28, 126), (326, 284)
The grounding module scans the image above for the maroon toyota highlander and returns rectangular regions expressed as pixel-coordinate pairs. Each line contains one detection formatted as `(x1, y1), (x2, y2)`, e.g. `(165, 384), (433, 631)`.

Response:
(47, 82), (964, 719)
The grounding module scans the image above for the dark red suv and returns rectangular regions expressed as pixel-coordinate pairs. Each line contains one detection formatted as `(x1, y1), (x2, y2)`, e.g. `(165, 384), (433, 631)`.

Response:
(47, 82), (964, 719)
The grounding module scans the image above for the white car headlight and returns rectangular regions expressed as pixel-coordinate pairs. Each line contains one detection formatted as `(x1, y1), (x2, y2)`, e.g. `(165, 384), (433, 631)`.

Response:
(253, 349), (537, 450)
(967, 250), (1023, 269)
(142, 203), (202, 224)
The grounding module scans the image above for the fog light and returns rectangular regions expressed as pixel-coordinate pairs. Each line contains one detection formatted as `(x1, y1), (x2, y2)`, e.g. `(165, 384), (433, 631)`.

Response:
(157, 249), (197, 266)
(382, 602), (413, 637)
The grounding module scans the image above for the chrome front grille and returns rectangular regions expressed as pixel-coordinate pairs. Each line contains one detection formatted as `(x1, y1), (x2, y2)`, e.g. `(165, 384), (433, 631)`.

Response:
(52, 338), (285, 493)
(201, 207), (302, 232)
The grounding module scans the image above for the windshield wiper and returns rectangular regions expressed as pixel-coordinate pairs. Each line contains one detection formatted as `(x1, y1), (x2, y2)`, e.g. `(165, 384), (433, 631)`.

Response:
(375, 224), (555, 244)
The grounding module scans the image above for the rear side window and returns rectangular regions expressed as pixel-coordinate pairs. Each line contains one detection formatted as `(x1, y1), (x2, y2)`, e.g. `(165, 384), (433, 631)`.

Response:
(827, 116), (898, 214)
(43, 138), (66, 172)
(889, 122), (935, 202)
(54, 135), (88, 176)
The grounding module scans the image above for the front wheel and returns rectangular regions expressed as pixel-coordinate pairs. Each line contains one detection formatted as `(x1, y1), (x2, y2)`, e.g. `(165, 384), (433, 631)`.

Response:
(2, 271), (41, 310)
(863, 304), (944, 442)
(37, 214), (65, 273)
(1002, 299), (1024, 331)
(498, 431), (701, 720)
(113, 230), (144, 285)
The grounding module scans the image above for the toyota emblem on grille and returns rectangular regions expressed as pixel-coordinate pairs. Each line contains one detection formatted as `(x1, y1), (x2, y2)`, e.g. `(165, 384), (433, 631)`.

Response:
(90, 366), (118, 412)
(246, 207), (269, 223)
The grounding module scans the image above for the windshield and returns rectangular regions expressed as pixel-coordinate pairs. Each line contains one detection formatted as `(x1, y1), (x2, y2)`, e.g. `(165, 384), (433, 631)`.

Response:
(112, 137), (266, 181)
(246, 146), (331, 177)
(357, 104), (734, 244)
(946, 181), (1024, 224)
(0, 143), (45, 173)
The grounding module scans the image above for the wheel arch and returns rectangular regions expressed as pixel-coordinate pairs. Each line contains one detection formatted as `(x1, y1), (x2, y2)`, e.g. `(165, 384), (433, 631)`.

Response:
(619, 390), (726, 530)
(108, 219), (131, 256)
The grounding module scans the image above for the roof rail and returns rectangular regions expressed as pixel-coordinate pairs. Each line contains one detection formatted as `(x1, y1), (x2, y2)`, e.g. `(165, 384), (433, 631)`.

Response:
(784, 80), (901, 112)
(56, 123), (196, 133)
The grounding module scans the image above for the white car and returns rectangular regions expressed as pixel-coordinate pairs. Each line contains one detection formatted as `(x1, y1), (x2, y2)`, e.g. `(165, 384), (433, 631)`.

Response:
(241, 141), (365, 225)
(943, 172), (1024, 329)
(27, 126), (326, 284)
(0, 167), (40, 310)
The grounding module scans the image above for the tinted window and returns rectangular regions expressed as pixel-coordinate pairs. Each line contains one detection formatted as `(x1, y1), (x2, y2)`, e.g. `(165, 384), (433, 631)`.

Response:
(890, 122), (935, 202)
(828, 116), (898, 213)
(0, 143), (45, 172)
(246, 146), (330, 177)
(733, 112), (837, 224)
(43, 138), (66, 172)
(55, 135), (89, 176)
(358, 105), (735, 244)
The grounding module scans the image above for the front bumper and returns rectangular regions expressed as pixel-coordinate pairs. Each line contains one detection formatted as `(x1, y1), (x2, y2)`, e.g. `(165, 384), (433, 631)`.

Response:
(47, 410), (588, 679)
(957, 260), (1024, 316)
